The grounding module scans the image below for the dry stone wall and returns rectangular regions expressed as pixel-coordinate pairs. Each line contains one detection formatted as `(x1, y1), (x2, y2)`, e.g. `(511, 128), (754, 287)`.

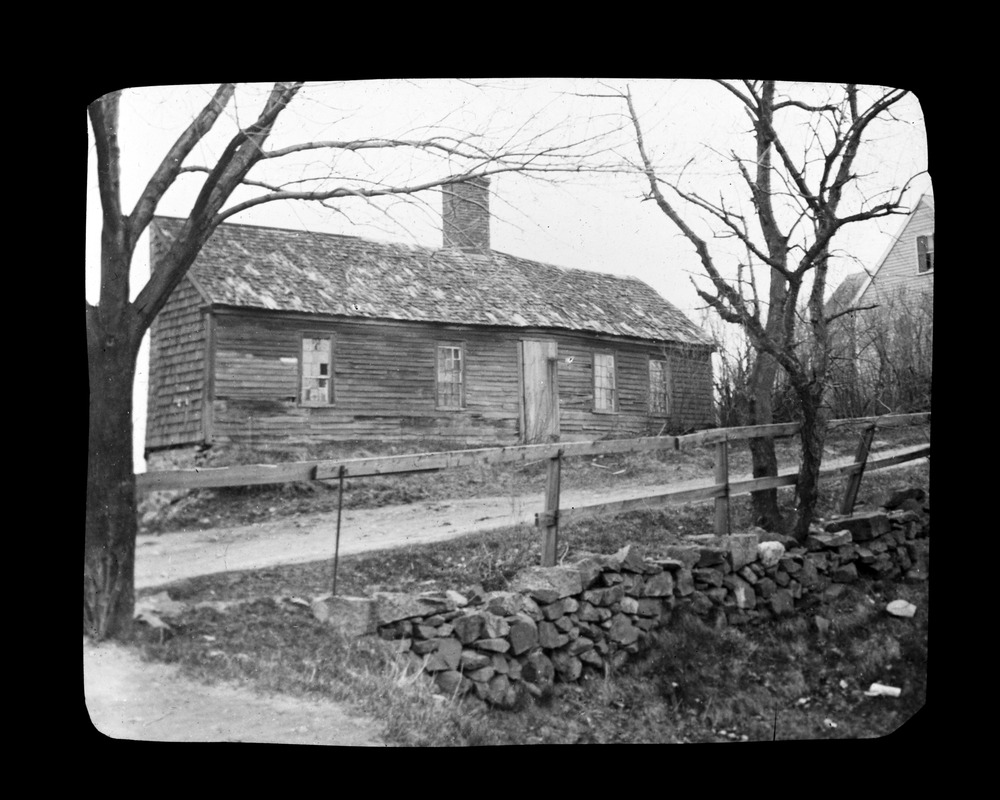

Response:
(312, 496), (929, 709)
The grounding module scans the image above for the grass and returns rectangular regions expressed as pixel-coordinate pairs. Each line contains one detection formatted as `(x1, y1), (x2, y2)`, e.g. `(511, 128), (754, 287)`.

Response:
(135, 453), (930, 745)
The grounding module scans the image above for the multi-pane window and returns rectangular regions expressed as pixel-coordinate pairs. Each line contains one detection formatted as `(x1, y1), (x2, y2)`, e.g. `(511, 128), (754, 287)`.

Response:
(593, 352), (617, 412)
(437, 344), (464, 409)
(301, 336), (333, 405)
(916, 234), (934, 273)
(649, 358), (672, 415)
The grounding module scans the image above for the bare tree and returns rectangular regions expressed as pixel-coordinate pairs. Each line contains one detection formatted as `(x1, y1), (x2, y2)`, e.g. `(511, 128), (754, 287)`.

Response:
(86, 82), (617, 640)
(618, 80), (920, 539)
(827, 286), (933, 416)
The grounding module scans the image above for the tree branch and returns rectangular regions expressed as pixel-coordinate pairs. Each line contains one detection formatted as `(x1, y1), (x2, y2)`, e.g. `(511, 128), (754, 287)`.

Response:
(131, 82), (305, 334)
(128, 84), (236, 243)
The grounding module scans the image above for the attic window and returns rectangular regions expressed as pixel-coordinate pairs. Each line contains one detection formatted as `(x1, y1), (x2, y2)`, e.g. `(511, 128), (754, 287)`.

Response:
(301, 335), (333, 406)
(649, 358), (672, 415)
(916, 234), (934, 273)
(593, 352), (617, 412)
(437, 343), (465, 409)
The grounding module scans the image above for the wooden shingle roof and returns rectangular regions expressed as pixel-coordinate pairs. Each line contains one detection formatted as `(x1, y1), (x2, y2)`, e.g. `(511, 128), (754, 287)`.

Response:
(153, 217), (713, 347)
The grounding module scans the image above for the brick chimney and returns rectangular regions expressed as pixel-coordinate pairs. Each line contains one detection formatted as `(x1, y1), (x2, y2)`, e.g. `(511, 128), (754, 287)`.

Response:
(442, 176), (491, 253)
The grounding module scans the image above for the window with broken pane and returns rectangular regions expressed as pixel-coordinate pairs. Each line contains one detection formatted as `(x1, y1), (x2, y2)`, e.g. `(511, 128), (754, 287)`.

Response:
(301, 336), (333, 405)
(593, 352), (616, 412)
(916, 234), (934, 273)
(437, 344), (464, 408)
(649, 358), (672, 415)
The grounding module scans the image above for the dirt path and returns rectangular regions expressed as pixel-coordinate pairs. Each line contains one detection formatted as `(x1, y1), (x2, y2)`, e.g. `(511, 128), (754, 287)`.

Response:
(87, 446), (927, 745)
(133, 446), (927, 590)
(84, 638), (387, 745)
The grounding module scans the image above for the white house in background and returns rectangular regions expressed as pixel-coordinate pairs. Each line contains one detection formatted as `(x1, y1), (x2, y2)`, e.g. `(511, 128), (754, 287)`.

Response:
(826, 192), (934, 415)
(848, 192), (934, 310)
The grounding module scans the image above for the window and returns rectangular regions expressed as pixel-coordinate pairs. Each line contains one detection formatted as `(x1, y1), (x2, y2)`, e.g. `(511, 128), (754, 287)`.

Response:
(437, 343), (465, 409)
(593, 352), (617, 412)
(916, 234), (934, 273)
(649, 358), (672, 415)
(301, 335), (333, 405)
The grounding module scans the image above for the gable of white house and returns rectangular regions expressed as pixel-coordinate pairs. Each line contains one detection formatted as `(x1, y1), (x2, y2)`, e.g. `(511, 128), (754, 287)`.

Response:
(854, 195), (934, 311)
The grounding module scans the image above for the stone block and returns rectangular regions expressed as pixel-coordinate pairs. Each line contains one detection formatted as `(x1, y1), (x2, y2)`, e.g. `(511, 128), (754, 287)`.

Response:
(758, 541), (786, 568)
(825, 511), (891, 542)
(611, 544), (651, 573)
(538, 620), (570, 649)
(425, 637), (462, 672)
(460, 649), (492, 670)
(508, 566), (584, 603)
(475, 638), (511, 654)
(727, 534), (759, 571)
(737, 566), (759, 584)
(806, 530), (853, 550)
(830, 563), (858, 583)
(311, 595), (377, 637)
(643, 571), (675, 597)
(607, 613), (641, 645)
(769, 589), (794, 616)
(723, 575), (756, 610)
(481, 612), (510, 639)
(693, 568), (724, 588)
(636, 598), (664, 618)
(373, 592), (454, 626)
(434, 670), (465, 695)
(662, 545), (702, 568)
(483, 591), (524, 616)
(688, 591), (713, 615)
(521, 652), (555, 691)
(452, 613), (485, 644)
(551, 650), (583, 681)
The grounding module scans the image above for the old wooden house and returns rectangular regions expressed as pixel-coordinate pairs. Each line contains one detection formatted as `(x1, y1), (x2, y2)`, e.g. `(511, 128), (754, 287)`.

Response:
(145, 180), (714, 464)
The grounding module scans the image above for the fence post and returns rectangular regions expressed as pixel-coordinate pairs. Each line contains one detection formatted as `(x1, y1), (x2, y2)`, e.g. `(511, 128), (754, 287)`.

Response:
(840, 424), (876, 515)
(714, 438), (730, 536)
(331, 465), (345, 595)
(541, 449), (563, 566)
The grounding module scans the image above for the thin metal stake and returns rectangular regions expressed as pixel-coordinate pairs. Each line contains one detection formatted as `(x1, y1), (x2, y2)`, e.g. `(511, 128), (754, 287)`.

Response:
(332, 465), (345, 596)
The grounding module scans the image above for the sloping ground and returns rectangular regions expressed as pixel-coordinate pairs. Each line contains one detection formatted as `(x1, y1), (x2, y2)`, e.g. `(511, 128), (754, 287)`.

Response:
(84, 638), (388, 745)
(134, 446), (927, 590)
(89, 443), (927, 746)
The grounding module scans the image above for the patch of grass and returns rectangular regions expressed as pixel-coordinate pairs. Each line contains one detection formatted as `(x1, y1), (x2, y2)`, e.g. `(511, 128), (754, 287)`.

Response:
(138, 447), (929, 744)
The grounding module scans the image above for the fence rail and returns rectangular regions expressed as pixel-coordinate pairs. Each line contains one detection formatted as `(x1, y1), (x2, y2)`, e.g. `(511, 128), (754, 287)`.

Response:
(136, 412), (930, 569)
(544, 443), (931, 530)
(135, 412), (930, 493)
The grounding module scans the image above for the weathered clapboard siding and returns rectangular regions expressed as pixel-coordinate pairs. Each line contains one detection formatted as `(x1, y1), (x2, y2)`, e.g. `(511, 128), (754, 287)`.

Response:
(203, 310), (713, 449)
(145, 277), (207, 450)
(209, 312), (524, 447)
(856, 195), (934, 309)
(552, 336), (713, 439)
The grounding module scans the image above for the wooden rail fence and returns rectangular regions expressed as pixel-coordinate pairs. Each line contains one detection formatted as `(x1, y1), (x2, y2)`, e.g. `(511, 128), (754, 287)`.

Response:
(136, 412), (930, 567)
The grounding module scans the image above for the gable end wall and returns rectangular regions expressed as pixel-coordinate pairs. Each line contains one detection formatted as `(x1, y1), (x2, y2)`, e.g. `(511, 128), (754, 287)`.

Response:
(145, 276), (208, 452)
(858, 200), (934, 308)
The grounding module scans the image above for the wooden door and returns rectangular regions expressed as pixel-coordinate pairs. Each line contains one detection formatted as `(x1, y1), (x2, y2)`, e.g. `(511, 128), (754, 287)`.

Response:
(521, 340), (559, 443)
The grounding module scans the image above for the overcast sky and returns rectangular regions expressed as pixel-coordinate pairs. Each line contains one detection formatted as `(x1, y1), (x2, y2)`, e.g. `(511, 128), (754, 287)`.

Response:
(86, 79), (931, 470)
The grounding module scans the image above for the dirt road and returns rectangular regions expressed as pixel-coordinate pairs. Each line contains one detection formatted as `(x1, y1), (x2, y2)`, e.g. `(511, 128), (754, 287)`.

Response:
(134, 446), (927, 590)
(87, 447), (927, 745)
(134, 481), (676, 589)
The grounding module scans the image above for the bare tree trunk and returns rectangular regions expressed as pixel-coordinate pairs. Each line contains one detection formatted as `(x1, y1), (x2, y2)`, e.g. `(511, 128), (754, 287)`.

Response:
(747, 350), (782, 529)
(85, 310), (140, 640)
(792, 384), (828, 541)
